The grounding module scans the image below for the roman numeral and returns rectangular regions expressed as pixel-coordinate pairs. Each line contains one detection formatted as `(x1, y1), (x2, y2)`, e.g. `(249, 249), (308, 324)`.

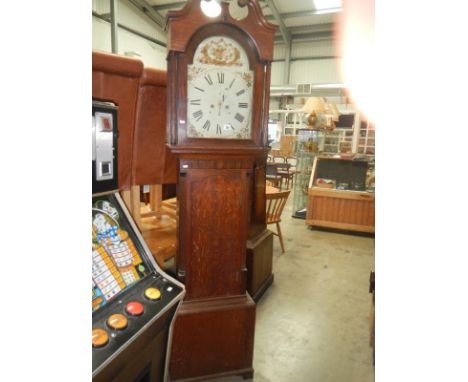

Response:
(202, 120), (211, 130)
(190, 99), (201, 105)
(229, 78), (236, 88)
(217, 72), (224, 84)
(235, 113), (245, 123)
(193, 110), (203, 121)
(216, 124), (221, 134)
(236, 89), (245, 96)
(194, 86), (204, 92)
(238, 102), (248, 108)
(204, 75), (213, 85)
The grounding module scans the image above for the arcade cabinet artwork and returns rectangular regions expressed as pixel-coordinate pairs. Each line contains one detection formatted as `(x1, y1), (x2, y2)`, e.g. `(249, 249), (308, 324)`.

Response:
(92, 101), (185, 382)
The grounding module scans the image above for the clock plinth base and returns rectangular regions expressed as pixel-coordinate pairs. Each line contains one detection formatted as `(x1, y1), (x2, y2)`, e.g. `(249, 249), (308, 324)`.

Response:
(169, 295), (256, 382)
(247, 229), (274, 302)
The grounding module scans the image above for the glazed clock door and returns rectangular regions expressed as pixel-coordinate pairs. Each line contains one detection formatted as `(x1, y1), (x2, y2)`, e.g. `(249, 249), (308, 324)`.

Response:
(187, 36), (253, 140)
(178, 166), (251, 300)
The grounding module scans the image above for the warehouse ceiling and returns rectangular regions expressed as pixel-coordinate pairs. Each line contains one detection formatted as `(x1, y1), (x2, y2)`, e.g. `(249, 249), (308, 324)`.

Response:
(129, 0), (341, 44)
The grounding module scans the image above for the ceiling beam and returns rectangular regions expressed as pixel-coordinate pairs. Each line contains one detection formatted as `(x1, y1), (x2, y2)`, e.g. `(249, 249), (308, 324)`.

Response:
(274, 31), (333, 43)
(287, 23), (334, 34)
(276, 8), (340, 19)
(92, 11), (167, 47)
(152, 1), (186, 11)
(264, 0), (290, 44)
(128, 0), (166, 29)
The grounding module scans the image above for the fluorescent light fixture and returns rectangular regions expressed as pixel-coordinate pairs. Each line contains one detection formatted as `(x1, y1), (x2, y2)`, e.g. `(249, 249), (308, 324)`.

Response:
(313, 0), (342, 14)
(314, 0), (342, 10)
(201, 0), (221, 18)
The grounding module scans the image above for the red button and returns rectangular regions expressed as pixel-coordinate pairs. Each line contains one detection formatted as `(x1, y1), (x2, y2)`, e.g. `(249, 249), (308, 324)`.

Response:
(126, 301), (144, 316)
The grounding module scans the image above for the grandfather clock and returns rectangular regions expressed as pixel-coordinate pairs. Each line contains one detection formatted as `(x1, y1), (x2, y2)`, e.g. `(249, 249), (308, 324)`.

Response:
(166, 1), (276, 380)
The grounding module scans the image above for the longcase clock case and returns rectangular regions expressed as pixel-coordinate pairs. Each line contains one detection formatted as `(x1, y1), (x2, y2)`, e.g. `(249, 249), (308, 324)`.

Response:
(165, 1), (277, 381)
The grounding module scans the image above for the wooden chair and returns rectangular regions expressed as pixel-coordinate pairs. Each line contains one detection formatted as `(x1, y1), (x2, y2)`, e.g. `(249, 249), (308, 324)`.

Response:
(285, 156), (298, 188)
(266, 189), (291, 253)
(273, 156), (287, 163)
(286, 156), (297, 171)
(266, 163), (282, 189)
(276, 162), (293, 189)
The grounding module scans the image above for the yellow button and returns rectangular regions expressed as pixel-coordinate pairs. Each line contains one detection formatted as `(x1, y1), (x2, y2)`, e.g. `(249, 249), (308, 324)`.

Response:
(92, 328), (109, 348)
(144, 287), (161, 301)
(107, 313), (128, 330)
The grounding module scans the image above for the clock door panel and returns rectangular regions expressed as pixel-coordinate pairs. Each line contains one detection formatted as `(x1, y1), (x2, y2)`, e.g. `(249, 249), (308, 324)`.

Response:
(179, 167), (251, 300)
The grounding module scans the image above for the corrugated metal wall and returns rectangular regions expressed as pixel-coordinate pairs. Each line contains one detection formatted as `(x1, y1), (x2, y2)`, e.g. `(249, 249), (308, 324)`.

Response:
(273, 44), (286, 60)
(290, 58), (343, 84)
(92, 0), (167, 69)
(92, 0), (110, 14)
(271, 61), (285, 85)
(271, 40), (342, 85)
(292, 40), (337, 58)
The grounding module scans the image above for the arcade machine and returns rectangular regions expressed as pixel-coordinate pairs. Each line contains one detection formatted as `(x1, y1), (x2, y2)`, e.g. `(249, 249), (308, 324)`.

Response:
(92, 100), (185, 382)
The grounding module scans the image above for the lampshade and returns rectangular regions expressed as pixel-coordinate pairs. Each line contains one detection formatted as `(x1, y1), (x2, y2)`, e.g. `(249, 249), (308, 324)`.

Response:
(327, 102), (340, 121)
(302, 97), (326, 114)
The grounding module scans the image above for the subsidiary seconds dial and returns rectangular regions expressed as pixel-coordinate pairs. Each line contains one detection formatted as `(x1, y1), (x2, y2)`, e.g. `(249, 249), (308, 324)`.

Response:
(187, 68), (253, 139)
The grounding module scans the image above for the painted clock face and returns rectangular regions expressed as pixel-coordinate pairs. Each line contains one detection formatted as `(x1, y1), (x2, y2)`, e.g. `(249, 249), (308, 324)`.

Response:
(187, 36), (253, 139)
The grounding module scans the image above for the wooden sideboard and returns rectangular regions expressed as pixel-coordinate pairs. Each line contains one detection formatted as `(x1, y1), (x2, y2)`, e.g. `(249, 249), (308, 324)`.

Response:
(306, 156), (375, 233)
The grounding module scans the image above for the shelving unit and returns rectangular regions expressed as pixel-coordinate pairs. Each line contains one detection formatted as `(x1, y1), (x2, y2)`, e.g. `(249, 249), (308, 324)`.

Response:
(320, 130), (345, 154)
(357, 120), (375, 155)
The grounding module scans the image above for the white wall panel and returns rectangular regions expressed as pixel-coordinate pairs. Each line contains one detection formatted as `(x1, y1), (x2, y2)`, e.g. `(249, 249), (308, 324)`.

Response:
(273, 44), (286, 60)
(92, 0), (110, 14)
(92, 0), (168, 69)
(92, 17), (167, 69)
(118, 0), (167, 43)
(119, 29), (167, 69)
(93, 17), (112, 53)
(271, 61), (285, 85)
(289, 58), (343, 84)
(292, 40), (336, 58)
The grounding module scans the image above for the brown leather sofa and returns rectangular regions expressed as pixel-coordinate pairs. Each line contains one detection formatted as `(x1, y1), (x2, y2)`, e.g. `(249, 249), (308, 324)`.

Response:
(133, 67), (177, 186)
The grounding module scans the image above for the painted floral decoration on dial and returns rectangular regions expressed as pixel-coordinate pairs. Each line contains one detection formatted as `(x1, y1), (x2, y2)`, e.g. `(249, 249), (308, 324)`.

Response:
(187, 36), (253, 139)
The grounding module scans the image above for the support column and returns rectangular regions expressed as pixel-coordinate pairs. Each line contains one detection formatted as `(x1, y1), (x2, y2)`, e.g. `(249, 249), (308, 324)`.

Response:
(110, 0), (118, 54)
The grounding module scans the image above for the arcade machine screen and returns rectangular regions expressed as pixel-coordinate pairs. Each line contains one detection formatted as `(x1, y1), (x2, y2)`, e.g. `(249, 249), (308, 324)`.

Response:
(92, 195), (151, 313)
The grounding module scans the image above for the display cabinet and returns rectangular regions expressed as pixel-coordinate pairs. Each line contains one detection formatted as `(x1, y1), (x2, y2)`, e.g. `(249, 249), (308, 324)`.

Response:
(306, 156), (375, 233)
(357, 120), (375, 155)
(292, 129), (319, 218)
(319, 129), (354, 154)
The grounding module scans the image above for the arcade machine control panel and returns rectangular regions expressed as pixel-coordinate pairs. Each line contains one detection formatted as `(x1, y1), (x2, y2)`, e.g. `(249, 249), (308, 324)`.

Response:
(92, 101), (184, 382)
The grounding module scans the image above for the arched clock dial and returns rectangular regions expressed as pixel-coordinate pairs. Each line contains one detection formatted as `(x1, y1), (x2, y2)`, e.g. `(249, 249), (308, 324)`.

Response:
(186, 35), (253, 140)
(187, 68), (252, 139)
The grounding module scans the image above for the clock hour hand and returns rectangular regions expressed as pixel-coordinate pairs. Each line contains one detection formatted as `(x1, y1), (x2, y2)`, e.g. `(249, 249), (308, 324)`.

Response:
(218, 94), (225, 116)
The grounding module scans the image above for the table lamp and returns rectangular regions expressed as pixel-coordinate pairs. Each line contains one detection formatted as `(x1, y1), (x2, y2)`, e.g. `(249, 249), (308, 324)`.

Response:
(302, 97), (326, 128)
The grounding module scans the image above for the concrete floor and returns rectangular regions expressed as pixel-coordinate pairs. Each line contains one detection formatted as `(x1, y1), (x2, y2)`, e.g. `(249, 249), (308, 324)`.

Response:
(212, 196), (375, 382)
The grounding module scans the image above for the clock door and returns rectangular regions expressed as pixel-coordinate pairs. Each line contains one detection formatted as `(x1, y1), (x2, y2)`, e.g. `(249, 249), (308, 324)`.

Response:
(178, 162), (251, 300)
